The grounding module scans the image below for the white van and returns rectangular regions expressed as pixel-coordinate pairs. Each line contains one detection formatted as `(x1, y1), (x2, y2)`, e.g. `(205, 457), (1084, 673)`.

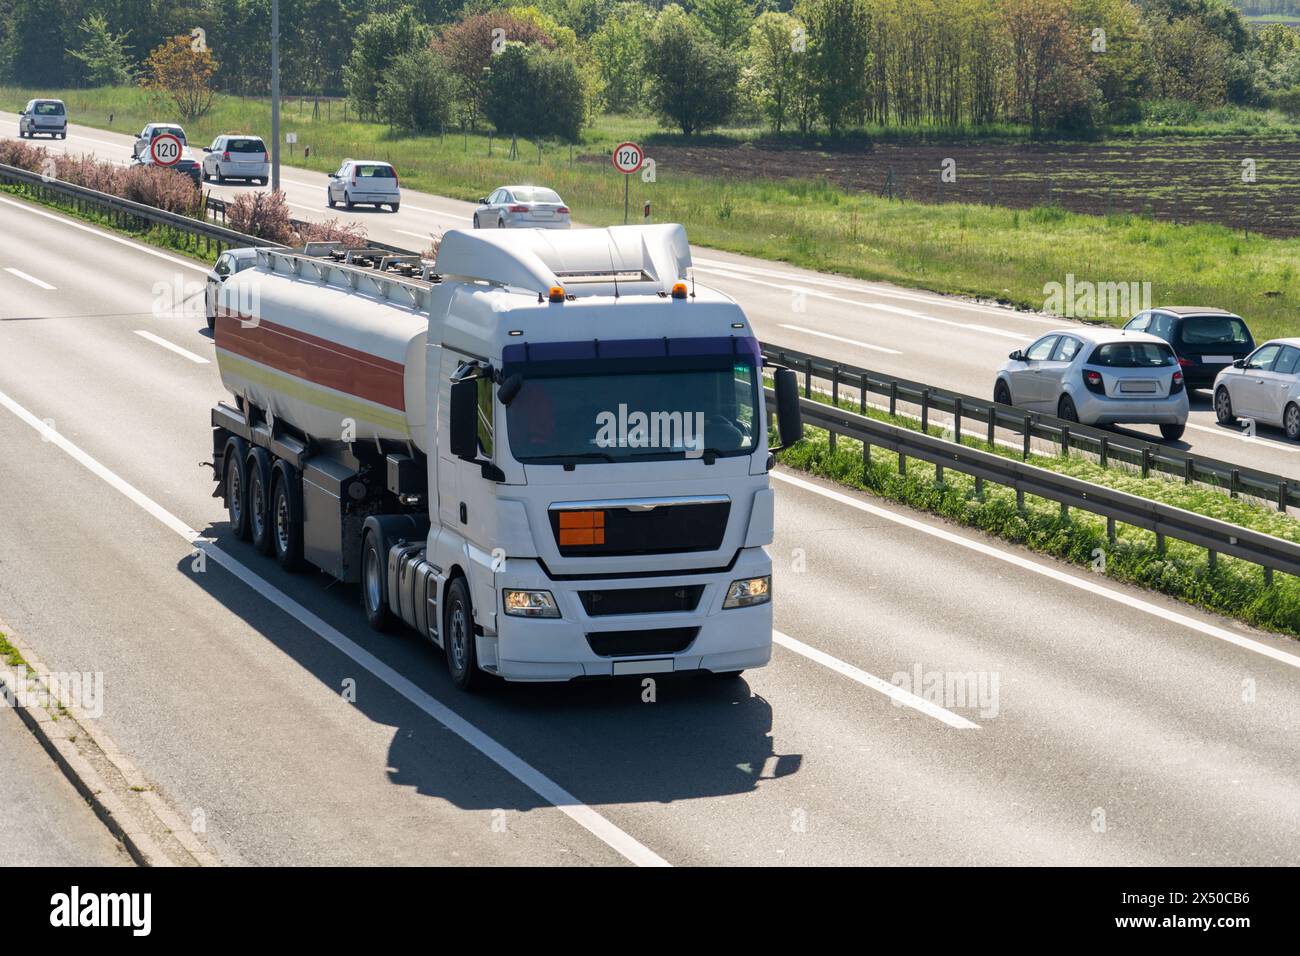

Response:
(18, 99), (67, 139)
(201, 135), (270, 184)
(326, 160), (401, 212)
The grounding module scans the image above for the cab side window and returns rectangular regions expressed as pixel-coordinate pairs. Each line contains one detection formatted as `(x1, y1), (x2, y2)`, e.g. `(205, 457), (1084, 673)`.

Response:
(214, 255), (232, 277)
(475, 378), (494, 457)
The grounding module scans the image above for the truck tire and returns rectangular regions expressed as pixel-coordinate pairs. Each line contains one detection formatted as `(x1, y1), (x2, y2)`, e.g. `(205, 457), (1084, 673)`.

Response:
(361, 529), (392, 632)
(271, 472), (303, 572)
(224, 452), (250, 541)
(444, 577), (481, 691)
(247, 449), (275, 556)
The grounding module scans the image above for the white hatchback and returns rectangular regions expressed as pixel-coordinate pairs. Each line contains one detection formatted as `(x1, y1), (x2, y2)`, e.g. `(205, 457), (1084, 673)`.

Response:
(326, 160), (400, 212)
(1213, 338), (1300, 441)
(201, 135), (269, 184)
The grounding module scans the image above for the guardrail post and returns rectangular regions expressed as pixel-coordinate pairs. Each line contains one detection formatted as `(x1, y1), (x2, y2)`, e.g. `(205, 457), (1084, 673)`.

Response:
(1141, 447), (1151, 478)
(1265, 566), (1274, 587)
(1184, 458), (1194, 485)
(986, 407), (995, 448)
(859, 374), (868, 414)
(1060, 501), (1068, 521)
(1107, 516), (1116, 546)
(1208, 549), (1217, 571)
(889, 381), (898, 417)
(862, 438), (871, 481)
(1022, 417), (1031, 460)
(1230, 469), (1240, 499)
(953, 398), (962, 444)
(898, 451), (907, 476)
(936, 461), (944, 484)
(1061, 426), (1070, 458)
(1099, 436), (1108, 468)
(1279, 480), (1288, 513)
(830, 367), (839, 453)
(1016, 487), (1025, 511)
(804, 359), (812, 398)
(1156, 532), (1165, 556)
(975, 476), (984, 498)
(920, 389), (930, 433)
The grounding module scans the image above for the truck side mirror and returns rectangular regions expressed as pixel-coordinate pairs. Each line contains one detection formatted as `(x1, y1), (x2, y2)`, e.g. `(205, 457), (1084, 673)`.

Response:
(498, 374), (523, 407)
(772, 368), (803, 450)
(449, 378), (479, 460)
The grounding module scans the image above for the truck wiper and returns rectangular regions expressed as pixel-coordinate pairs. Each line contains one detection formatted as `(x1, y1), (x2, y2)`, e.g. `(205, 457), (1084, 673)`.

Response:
(524, 452), (617, 465)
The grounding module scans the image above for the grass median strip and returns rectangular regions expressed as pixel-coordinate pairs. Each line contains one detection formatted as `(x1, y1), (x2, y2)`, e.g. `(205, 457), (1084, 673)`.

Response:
(773, 391), (1300, 638)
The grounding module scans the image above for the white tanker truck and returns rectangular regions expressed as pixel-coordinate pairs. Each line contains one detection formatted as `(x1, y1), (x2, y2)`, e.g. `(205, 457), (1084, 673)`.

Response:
(209, 224), (802, 690)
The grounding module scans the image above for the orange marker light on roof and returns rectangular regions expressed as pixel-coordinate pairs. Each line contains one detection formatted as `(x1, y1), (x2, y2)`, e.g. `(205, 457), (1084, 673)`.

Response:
(548, 286), (565, 303)
(671, 282), (688, 299)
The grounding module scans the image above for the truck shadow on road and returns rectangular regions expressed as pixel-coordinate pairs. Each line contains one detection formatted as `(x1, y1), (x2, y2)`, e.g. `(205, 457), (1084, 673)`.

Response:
(180, 531), (802, 813)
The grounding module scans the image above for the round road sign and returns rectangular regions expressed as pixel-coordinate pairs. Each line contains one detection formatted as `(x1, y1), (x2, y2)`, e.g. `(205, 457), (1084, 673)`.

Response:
(612, 141), (644, 174)
(150, 133), (183, 167)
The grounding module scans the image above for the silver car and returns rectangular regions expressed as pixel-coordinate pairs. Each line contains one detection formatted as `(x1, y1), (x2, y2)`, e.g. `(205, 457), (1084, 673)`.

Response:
(18, 99), (66, 138)
(994, 328), (1190, 440)
(473, 186), (571, 229)
(201, 135), (269, 184)
(132, 123), (187, 160)
(204, 248), (259, 331)
(1213, 338), (1300, 441)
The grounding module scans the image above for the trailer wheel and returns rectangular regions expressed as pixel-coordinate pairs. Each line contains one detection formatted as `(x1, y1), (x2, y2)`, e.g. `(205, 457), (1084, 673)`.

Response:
(361, 529), (391, 632)
(271, 474), (303, 572)
(225, 453), (250, 541)
(444, 577), (481, 691)
(247, 451), (275, 555)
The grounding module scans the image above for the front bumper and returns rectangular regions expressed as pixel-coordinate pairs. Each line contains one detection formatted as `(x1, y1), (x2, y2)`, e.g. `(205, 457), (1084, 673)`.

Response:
(484, 549), (773, 681)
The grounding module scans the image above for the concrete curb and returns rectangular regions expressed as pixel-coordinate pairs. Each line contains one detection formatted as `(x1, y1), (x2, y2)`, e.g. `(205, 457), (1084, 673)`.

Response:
(0, 621), (220, 867)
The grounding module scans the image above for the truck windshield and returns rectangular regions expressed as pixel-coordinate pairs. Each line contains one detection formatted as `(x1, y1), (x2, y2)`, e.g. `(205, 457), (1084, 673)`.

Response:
(504, 352), (760, 464)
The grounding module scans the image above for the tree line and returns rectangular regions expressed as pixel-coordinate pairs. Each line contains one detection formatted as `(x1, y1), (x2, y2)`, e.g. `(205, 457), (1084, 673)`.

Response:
(3, 0), (1300, 141)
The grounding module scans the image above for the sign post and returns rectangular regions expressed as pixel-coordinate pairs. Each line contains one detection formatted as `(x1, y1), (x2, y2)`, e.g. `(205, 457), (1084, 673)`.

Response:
(150, 133), (182, 167)
(612, 142), (644, 225)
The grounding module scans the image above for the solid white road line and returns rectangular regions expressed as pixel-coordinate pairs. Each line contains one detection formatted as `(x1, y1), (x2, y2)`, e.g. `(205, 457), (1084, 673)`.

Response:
(1186, 420), (1300, 455)
(696, 264), (1032, 343)
(779, 323), (902, 355)
(0, 194), (209, 273)
(772, 469), (1300, 671)
(0, 386), (669, 868)
(132, 330), (209, 364)
(4, 267), (56, 290)
(773, 631), (980, 729)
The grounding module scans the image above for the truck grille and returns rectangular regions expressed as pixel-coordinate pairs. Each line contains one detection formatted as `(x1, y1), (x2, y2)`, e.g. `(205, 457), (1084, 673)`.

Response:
(586, 628), (699, 657)
(550, 500), (729, 556)
(579, 585), (705, 617)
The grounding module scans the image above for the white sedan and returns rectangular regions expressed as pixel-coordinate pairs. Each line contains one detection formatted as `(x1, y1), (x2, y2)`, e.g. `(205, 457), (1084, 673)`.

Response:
(1213, 338), (1300, 440)
(473, 186), (571, 229)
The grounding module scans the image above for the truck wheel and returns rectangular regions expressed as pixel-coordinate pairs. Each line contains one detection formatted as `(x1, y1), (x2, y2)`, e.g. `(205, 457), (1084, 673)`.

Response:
(444, 577), (481, 691)
(271, 475), (303, 572)
(225, 453), (250, 540)
(361, 529), (391, 632)
(247, 453), (275, 555)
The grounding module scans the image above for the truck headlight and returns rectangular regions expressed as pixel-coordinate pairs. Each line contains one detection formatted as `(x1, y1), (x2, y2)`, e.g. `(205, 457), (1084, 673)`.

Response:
(503, 589), (560, 618)
(723, 576), (770, 609)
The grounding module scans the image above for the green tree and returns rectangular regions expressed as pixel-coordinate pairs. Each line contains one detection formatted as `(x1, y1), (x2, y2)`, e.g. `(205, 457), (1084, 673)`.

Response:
(434, 10), (556, 128)
(644, 4), (740, 135)
(68, 12), (136, 86)
(591, 2), (652, 112)
(1148, 15), (1231, 107)
(745, 11), (804, 132)
(378, 47), (456, 132)
(696, 0), (754, 51)
(483, 41), (587, 141)
(798, 0), (870, 136)
(344, 6), (432, 120)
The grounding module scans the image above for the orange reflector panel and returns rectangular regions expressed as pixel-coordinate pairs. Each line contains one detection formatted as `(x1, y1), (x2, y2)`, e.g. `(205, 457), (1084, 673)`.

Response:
(558, 510), (605, 546)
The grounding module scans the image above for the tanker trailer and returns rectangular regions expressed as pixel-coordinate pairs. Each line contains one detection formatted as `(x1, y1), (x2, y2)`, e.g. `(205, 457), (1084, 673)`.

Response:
(209, 226), (803, 690)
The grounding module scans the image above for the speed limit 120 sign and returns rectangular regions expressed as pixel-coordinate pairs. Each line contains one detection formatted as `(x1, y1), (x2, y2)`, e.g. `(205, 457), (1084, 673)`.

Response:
(150, 133), (183, 167)
(612, 142), (644, 174)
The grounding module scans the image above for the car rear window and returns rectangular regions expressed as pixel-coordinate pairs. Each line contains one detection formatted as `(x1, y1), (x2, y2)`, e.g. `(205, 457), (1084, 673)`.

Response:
(155, 127), (186, 141)
(34, 102), (64, 115)
(1088, 342), (1177, 368)
(512, 187), (562, 204)
(1180, 316), (1251, 346)
(227, 138), (265, 152)
(356, 165), (395, 178)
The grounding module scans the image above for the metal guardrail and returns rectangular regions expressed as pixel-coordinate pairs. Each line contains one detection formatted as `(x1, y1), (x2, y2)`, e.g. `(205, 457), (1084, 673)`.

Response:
(205, 194), (417, 256)
(0, 161), (277, 255)
(776, 389), (1300, 581)
(762, 343), (1298, 512)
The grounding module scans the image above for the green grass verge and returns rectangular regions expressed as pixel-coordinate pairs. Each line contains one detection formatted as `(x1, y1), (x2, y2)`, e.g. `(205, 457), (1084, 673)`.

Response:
(0, 631), (31, 672)
(5, 86), (1300, 342)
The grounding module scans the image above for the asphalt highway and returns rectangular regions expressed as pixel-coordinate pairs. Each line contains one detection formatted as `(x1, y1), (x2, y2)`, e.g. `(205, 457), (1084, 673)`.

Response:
(1, 197), (1298, 864)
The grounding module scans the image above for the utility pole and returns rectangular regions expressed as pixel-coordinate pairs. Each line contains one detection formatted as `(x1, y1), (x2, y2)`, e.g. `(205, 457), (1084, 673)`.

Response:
(271, 0), (281, 192)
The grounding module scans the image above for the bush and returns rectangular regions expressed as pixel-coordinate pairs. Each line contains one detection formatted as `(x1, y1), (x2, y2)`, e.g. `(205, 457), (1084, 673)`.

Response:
(119, 165), (201, 215)
(643, 5), (739, 135)
(0, 139), (47, 172)
(227, 191), (296, 244)
(377, 48), (455, 134)
(482, 42), (586, 142)
(294, 217), (368, 248)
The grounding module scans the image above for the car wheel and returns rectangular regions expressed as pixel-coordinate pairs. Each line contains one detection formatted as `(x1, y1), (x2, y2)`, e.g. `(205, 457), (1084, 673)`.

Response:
(345, 193), (355, 210)
(498, 218), (505, 229)
(993, 380), (1012, 406)
(1057, 395), (1079, 422)
(361, 529), (391, 632)
(1160, 423), (1185, 441)
(1214, 386), (1236, 425)
(1285, 403), (1300, 442)
(326, 190), (335, 208)
(444, 577), (481, 691)
(215, 165), (224, 184)
(389, 203), (399, 213)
